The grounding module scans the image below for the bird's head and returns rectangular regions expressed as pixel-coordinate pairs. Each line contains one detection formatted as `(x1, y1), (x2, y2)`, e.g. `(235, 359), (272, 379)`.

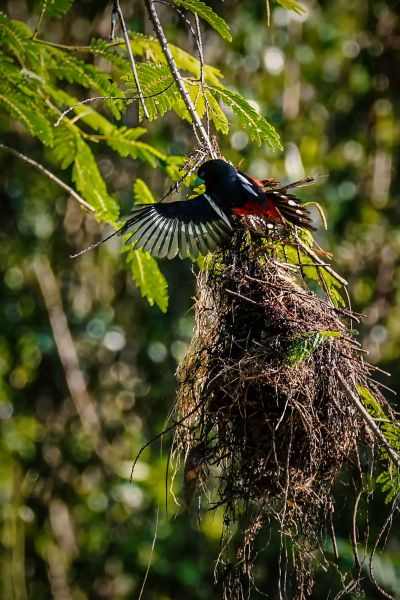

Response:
(195, 159), (237, 192)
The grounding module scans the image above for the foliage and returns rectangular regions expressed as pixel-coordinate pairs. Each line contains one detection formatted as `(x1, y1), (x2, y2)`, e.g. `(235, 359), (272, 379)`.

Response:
(38, 0), (74, 19)
(128, 179), (168, 311)
(357, 385), (400, 503)
(172, 0), (232, 41)
(274, 0), (305, 16)
(286, 330), (341, 366)
(0, 1), (280, 308)
(0, 0), (400, 598)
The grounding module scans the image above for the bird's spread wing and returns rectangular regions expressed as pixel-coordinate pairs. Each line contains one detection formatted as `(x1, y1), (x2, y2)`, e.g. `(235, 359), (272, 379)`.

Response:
(120, 195), (233, 259)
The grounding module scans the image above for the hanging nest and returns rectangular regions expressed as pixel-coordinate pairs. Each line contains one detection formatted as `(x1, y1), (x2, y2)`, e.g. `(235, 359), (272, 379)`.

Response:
(173, 230), (389, 599)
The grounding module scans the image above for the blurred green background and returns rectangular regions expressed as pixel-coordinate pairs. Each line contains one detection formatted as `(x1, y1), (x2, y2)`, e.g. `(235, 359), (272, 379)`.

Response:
(0, 0), (399, 598)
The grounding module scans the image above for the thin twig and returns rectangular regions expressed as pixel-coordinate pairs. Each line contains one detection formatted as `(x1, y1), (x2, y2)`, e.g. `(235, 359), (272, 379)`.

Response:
(194, 13), (211, 137)
(225, 288), (263, 307)
(369, 506), (397, 600)
(54, 82), (174, 127)
(32, 38), (123, 52)
(130, 395), (207, 482)
(351, 489), (362, 577)
(32, 3), (46, 39)
(155, 0), (209, 127)
(294, 234), (348, 288)
(336, 372), (400, 469)
(112, 0), (149, 119)
(138, 500), (160, 600)
(0, 143), (94, 213)
(143, 0), (216, 157)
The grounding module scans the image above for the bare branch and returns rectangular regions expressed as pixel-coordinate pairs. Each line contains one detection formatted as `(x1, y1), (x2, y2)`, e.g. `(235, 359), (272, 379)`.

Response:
(143, 0), (216, 157)
(32, 256), (101, 438)
(112, 0), (149, 119)
(0, 143), (94, 213)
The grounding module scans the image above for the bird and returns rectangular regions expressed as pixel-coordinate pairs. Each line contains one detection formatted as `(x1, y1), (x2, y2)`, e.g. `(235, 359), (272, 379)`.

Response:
(73, 159), (316, 260)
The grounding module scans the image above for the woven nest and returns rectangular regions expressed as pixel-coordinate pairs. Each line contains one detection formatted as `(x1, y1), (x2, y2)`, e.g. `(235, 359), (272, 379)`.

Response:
(174, 231), (386, 599)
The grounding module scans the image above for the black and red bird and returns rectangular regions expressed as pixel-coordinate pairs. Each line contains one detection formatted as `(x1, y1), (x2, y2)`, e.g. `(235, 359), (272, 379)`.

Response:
(77, 159), (315, 259)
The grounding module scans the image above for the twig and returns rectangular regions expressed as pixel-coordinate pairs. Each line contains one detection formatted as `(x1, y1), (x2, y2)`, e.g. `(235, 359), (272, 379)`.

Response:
(130, 395), (207, 482)
(112, 0), (149, 119)
(194, 13), (211, 137)
(143, 0), (216, 157)
(54, 82), (174, 127)
(55, 95), (125, 127)
(155, 0), (209, 127)
(336, 372), (400, 469)
(294, 233), (348, 288)
(328, 499), (339, 561)
(368, 503), (398, 600)
(225, 288), (263, 307)
(351, 489), (362, 577)
(0, 143), (94, 213)
(138, 500), (160, 600)
(32, 38), (123, 52)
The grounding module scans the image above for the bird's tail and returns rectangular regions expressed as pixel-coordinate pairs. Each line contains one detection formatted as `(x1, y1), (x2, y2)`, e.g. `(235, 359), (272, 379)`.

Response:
(264, 177), (317, 231)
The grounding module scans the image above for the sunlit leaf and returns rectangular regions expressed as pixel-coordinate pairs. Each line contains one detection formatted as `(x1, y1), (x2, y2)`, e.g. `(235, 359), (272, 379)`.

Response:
(172, 0), (232, 41)
(275, 0), (305, 16)
(72, 139), (119, 221)
(133, 179), (156, 205)
(38, 0), (74, 19)
(127, 248), (168, 312)
(208, 85), (282, 149)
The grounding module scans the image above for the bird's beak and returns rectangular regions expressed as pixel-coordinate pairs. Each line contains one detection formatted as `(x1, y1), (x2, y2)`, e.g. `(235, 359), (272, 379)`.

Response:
(194, 176), (205, 187)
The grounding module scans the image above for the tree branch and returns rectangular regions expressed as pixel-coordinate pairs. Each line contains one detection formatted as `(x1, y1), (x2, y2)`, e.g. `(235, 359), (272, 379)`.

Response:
(32, 256), (101, 438)
(112, 0), (149, 119)
(0, 143), (94, 213)
(143, 0), (216, 158)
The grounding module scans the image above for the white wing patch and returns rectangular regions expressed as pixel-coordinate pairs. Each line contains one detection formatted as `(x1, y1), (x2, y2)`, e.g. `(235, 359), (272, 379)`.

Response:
(204, 194), (233, 229)
(237, 173), (259, 197)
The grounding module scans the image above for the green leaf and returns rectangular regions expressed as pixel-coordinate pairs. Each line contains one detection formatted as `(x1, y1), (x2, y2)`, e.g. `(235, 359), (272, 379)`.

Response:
(318, 330), (342, 338)
(104, 128), (166, 167)
(286, 332), (326, 366)
(127, 248), (168, 312)
(375, 469), (400, 504)
(127, 63), (179, 121)
(205, 90), (229, 134)
(45, 47), (124, 118)
(172, 0), (232, 41)
(0, 86), (53, 146)
(128, 32), (222, 85)
(356, 385), (400, 503)
(38, 0), (74, 19)
(52, 124), (77, 168)
(89, 38), (129, 72)
(0, 12), (31, 63)
(72, 138), (119, 221)
(319, 269), (346, 307)
(208, 85), (282, 149)
(133, 179), (155, 205)
(356, 385), (385, 417)
(275, 0), (306, 16)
